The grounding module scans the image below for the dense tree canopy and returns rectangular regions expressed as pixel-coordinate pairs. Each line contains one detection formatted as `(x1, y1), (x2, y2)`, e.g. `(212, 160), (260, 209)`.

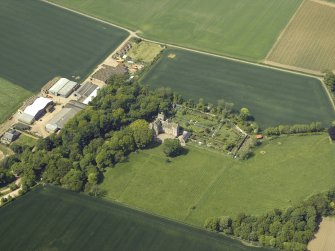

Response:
(205, 190), (335, 251)
(3, 76), (174, 192)
(163, 139), (183, 157)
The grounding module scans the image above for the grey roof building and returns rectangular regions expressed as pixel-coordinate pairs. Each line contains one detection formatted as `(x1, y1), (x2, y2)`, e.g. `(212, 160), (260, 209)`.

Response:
(45, 101), (86, 133)
(1, 130), (20, 145)
(49, 78), (79, 98)
(73, 82), (98, 102)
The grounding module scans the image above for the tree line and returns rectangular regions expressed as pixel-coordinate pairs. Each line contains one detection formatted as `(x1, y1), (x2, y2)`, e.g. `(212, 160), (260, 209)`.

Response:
(205, 189), (335, 251)
(264, 122), (323, 136)
(0, 76), (174, 194)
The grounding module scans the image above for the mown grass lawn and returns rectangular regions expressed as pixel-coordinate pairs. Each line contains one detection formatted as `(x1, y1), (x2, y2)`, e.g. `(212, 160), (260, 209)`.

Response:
(49, 0), (301, 60)
(0, 78), (32, 123)
(100, 134), (335, 226)
(141, 49), (335, 127)
(0, 186), (271, 251)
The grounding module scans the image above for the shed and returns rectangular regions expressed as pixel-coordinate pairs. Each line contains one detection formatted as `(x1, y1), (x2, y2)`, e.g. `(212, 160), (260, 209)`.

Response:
(83, 87), (99, 105)
(49, 78), (79, 97)
(45, 108), (79, 133)
(256, 134), (264, 139)
(1, 130), (20, 144)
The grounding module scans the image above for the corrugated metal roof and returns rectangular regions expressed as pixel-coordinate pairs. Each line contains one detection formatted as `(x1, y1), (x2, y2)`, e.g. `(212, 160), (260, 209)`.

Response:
(49, 78), (69, 94)
(46, 108), (80, 132)
(58, 80), (78, 97)
(83, 87), (99, 104)
(19, 113), (35, 124)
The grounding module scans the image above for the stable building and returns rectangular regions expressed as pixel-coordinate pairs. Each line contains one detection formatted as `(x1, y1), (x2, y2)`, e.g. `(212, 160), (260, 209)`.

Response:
(19, 97), (53, 124)
(49, 78), (79, 98)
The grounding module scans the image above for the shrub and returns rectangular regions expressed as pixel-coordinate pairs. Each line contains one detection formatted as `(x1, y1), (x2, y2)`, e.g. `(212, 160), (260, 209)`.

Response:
(163, 139), (183, 157)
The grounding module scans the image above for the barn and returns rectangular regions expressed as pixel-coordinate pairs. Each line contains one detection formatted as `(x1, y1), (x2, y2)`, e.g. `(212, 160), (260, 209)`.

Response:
(49, 78), (79, 98)
(19, 97), (53, 124)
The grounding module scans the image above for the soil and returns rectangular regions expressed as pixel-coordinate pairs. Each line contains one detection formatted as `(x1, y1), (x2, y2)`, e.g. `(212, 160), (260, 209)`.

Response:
(308, 217), (335, 251)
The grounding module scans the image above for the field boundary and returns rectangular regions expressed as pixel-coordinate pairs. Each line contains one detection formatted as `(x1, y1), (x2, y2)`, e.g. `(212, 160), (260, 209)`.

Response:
(43, 0), (327, 81)
(264, 0), (306, 61)
(311, 0), (335, 8)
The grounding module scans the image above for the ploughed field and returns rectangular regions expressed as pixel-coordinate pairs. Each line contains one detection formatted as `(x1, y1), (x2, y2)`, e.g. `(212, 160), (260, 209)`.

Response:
(100, 134), (335, 226)
(50, 0), (301, 60)
(267, 0), (335, 73)
(0, 0), (128, 121)
(0, 186), (271, 251)
(141, 49), (335, 127)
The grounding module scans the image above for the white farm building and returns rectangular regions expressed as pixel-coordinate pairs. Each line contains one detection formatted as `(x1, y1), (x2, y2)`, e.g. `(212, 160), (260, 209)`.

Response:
(19, 97), (53, 124)
(49, 78), (79, 98)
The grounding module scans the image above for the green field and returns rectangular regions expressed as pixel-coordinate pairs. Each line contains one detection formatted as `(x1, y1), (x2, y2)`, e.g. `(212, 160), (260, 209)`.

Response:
(100, 134), (335, 226)
(141, 49), (335, 127)
(0, 0), (128, 122)
(50, 0), (301, 60)
(0, 78), (32, 123)
(0, 186), (271, 251)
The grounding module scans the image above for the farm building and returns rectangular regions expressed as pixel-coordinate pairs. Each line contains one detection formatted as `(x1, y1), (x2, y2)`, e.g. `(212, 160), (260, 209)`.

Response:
(65, 100), (87, 110)
(49, 78), (79, 98)
(83, 87), (100, 105)
(73, 82), (98, 100)
(41, 77), (60, 96)
(91, 64), (127, 83)
(1, 130), (20, 145)
(19, 97), (53, 124)
(45, 101), (86, 133)
(328, 126), (335, 141)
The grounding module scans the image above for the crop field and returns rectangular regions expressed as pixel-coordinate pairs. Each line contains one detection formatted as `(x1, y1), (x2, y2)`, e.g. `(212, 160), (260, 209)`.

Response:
(141, 49), (335, 127)
(0, 186), (271, 251)
(266, 0), (335, 72)
(0, 78), (32, 123)
(100, 134), (335, 226)
(308, 217), (335, 251)
(50, 0), (301, 60)
(0, 0), (128, 121)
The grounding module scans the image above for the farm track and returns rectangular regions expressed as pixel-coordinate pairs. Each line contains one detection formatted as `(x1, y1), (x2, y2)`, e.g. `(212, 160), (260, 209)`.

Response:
(42, 0), (335, 115)
(43, 0), (325, 81)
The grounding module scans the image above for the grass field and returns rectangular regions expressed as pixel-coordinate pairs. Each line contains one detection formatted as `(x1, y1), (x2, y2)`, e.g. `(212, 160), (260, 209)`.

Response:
(50, 0), (301, 60)
(0, 186), (271, 251)
(100, 134), (335, 226)
(141, 49), (335, 127)
(267, 0), (335, 72)
(128, 41), (163, 63)
(0, 0), (128, 122)
(0, 78), (32, 123)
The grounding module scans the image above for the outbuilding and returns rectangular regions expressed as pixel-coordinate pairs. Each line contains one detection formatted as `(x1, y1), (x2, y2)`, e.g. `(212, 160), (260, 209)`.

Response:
(49, 78), (79, 98)
(45, 100), (86, 133)
(1, 130), (20, 144)
(19, 97), (53, 124)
